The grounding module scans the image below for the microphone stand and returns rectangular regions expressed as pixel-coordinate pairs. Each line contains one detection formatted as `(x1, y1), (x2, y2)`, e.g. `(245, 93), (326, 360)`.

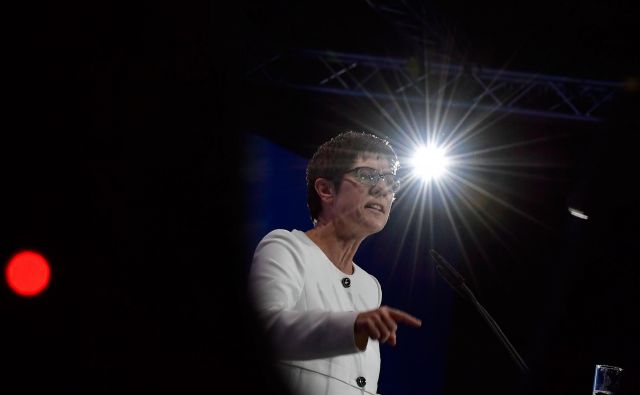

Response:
(457, 282), (530, 375)
(431, 250), (530, 376)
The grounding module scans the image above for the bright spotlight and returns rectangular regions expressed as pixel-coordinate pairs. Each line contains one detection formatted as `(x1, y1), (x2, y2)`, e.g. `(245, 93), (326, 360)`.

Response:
(411, 145), (450, 181)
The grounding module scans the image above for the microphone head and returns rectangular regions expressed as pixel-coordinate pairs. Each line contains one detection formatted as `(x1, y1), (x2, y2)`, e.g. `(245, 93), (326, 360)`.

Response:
(430, 249), (466, 286)
(431, 249), (472, 301)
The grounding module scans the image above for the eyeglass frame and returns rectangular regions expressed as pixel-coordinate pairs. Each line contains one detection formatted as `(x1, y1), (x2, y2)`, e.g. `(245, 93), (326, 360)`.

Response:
(339, 166), (400, 193)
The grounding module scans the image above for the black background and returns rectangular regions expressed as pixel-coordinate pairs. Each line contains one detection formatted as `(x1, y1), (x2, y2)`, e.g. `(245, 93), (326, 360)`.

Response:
(2, 1), (638, 394)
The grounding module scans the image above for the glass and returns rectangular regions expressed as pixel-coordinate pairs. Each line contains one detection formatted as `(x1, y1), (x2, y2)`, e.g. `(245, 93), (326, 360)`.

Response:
(593, 364), (623, 395)
(343, 167), (400, 193)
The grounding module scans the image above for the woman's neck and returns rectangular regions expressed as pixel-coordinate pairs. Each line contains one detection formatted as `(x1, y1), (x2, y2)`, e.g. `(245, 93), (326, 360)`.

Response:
(306, 223), (363, 275)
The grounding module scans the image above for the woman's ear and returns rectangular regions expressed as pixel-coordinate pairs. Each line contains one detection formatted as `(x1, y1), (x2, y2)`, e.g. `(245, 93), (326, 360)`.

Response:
(314, 178), (335, 204)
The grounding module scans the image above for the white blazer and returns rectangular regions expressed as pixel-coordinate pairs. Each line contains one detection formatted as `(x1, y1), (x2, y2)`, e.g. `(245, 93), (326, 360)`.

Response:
(249, 229), (382, 394)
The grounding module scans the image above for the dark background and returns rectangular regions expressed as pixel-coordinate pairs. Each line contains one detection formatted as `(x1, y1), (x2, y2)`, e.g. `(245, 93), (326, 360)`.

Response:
(1, 1), (638, 394)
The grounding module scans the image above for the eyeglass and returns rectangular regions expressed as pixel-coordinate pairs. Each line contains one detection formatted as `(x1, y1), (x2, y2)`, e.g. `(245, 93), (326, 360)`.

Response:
(342, 167), (400, 193)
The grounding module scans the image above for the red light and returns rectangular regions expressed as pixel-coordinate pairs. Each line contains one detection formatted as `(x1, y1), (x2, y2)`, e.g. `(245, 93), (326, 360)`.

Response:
(5, 250), (51, 297)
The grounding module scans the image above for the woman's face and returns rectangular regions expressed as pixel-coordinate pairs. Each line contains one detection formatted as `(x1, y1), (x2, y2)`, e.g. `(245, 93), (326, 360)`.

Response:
(332, 153), (396, 238)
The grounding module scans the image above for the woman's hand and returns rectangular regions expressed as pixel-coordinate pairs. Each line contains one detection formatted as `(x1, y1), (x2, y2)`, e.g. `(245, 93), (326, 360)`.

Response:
(354, 305), (422, 349)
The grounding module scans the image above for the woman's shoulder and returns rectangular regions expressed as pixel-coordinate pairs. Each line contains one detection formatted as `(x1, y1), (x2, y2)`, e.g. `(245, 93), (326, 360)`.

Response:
(353, 263), (381, 287)
(257, 228), (314, 250)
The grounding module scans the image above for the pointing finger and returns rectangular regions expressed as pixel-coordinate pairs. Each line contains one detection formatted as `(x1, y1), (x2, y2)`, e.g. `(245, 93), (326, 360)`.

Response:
(386, 307), (422, 327)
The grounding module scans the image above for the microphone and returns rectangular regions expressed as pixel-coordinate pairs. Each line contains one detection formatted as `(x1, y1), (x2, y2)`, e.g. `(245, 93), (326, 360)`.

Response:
(429, 249), (473, 301)
(429, 249), (464, 289)
(429, 248), (530, 376)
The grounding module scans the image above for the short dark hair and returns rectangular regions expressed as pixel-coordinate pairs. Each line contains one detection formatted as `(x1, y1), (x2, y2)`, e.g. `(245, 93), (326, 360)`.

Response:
(306, 131), (399, 224)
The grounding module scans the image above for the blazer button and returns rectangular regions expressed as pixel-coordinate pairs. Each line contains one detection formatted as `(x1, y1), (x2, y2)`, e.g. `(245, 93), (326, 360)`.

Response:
(341, 277), (351, 288)
(356, 376), (366, 388)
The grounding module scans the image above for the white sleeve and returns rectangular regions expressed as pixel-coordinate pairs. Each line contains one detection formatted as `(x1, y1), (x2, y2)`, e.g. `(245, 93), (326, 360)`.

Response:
(372, 275), (382, 308)
(248, 231), (360, 360)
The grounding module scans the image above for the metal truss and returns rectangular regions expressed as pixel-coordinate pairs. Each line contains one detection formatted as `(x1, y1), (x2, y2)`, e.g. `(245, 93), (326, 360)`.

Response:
(249, 49), (625, 122)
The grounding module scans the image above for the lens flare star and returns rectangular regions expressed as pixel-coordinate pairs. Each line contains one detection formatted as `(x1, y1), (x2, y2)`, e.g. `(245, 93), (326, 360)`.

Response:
(410, 145), (450, 182)
(323, 46), (568, 293)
